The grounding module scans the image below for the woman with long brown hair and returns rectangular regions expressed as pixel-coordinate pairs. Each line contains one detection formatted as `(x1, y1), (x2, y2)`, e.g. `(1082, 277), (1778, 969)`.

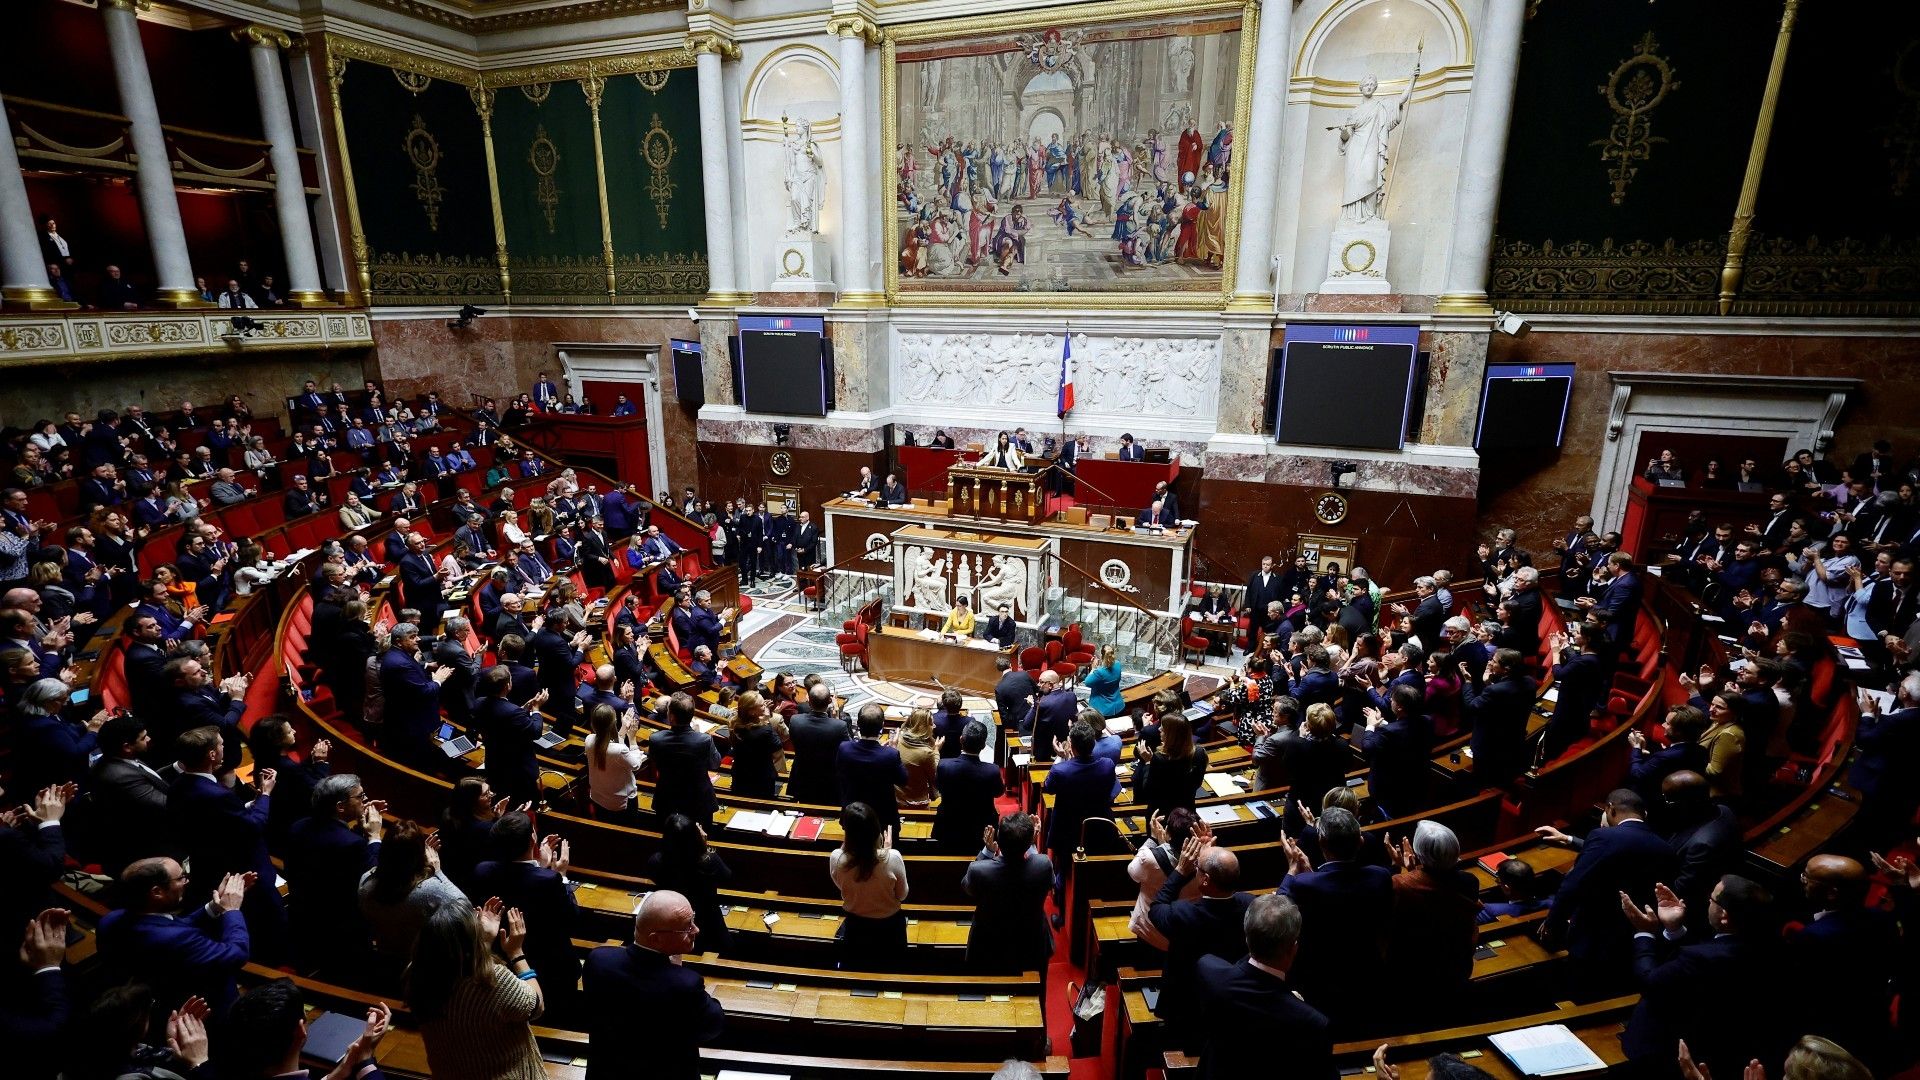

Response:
(726, 691), (788, 800)
(895, 707), (939, 807)
(1133, 712), (1208, 816)
(828, 801), (909, 970)
(584, 702), (646, 821)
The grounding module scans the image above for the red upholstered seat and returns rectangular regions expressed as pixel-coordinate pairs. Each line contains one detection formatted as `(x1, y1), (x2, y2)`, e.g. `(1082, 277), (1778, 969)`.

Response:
(1019, 646), (1046, 672)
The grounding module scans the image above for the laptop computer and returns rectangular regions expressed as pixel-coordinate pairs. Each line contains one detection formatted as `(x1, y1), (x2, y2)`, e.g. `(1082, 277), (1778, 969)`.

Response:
(435, 723), (475, 756)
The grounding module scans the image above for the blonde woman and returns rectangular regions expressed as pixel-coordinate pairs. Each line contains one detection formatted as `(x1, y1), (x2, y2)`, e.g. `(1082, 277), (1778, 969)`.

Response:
(895, 707), (939, 807)
(584, 702), (647, 821)
(727, 691), (789, 799)
(1086, 643), (1125, 717)
(407, 899), (544, 1079)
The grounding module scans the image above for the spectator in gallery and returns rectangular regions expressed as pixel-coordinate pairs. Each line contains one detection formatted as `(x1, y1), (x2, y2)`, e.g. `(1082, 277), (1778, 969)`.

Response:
(46, 263), (75, 302)
(40, 215), (73, 271)
(219, 278), (258, 309)
(194, 276), (216, 303)
(100, 264), (139, 310)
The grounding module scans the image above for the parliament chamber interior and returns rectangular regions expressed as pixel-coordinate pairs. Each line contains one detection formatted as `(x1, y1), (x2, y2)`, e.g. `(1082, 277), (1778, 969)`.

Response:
(1, 0), (1918, 1078)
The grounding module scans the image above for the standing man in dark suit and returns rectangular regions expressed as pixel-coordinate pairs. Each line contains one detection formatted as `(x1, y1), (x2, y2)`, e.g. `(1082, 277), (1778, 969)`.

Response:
(168, 726), (283, 966)
(1358, 684), (1433, 821)
(1041, 721), (1116, 920)
(1026, 669), (1077, 763)
(961, 812), (1054, 974)
(531, 609), (588, 736)
(1243, 555), (1282, 629)
(473, 811), (580, 1021)
(98, 857), (253, 1017)
(1542, 621), (1605, 762)
(377, 623), (450, 770)
(1863, 558), (1917, 663)
(787, 510), (821, 569)
(1658, 771), (1741, 923)
(582, 890), (726, 1080)
(1849, 671), (1920, 849)
(1627, 705), (1710, 800)
(169, 655), (249, 774)
(577, 515), (616, 591)
(1397, 576), (1448, 653)
(785, 683), (850, 807)
(397, 531), (445, 632)
(475, 665), (547, 807)
(431, 617), (481, 729)
(837, 704), (908, 830)
(1788, 855), (1898, 1068)
(649, 693), (720, 828)
(1537, 787), (1677, 988)
(1149, 823), (1256, 1048)
(1460, 647), (1537, 786)
(934, 721), (1004, 852)
(1192, 893), (1333, 1080)
(1619, 875), (1789, 1076)
(994, 656), (1036, 730)
(1745, 492), (1798, 554)
(86, 714), (172, 876)
(1278, 807), (1393, 1033)
(122, 615), (173, 726)
(282, 773), (383, 971)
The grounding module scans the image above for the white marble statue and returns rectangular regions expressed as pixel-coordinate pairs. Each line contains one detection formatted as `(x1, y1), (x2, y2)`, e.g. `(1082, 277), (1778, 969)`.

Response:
(1327, 62), (1419, 226)
(975, 554), (1028, 620)
(908, 546), (952, 612)
(782, 115), (824, 236)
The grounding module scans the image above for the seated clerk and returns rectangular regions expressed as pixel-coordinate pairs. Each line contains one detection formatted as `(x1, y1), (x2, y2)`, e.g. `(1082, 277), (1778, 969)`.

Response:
(881, 472), (909, 505)
(1137, 497), (1178, 529)
(941, 597), (977, 636)
(850, 466), (878, 498)
(983, 601), (1018, 649)
(1116, 432), (1144, 462)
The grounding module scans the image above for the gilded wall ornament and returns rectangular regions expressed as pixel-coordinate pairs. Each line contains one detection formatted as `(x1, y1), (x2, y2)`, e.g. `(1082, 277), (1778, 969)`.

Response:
(636, 69), (670, 94)
(529, 124), (561, 233)
(1592, 32), (1679, 205)
(394, 68), (433, 95)
(1887, 38), (1920, 198)
(520, 82), (553, 105)
(642, 113), (677, 229)
(403, 114), (445, 231)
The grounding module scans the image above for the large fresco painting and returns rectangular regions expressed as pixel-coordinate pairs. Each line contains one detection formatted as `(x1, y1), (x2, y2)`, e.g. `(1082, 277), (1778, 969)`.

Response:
(887, 7), (1244, 298)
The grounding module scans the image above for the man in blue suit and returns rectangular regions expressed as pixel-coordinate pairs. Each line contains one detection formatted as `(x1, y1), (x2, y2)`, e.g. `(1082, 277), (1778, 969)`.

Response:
(99, 856), (252, 1016)
(397, 532), (444, 632)
(530, 609), (587, 736)
(283, 773), (383, 971)
(679, 590), (729, 657)
(1279, 806), (1392, 1034)
(168, 655), (248, 775)
(475, 665), (546, 806)
(473, 811), (580, 1021)
(1460, 647), (1538, 786)
(649, 693), (720, 828)
(837, 704), (908, 831)
(1578, 550), (1643, 656)
(1626, 704), (1709, 800)
(1849, 671), (1920, 849)
(1041, 721), (1116, 919)
(1537, 787), (1677, 989)
(1542, 621), (1606, 763)
(1192, 893), (1333, 1080)
(168, 725), (283, 966)
(1788, 855), (1898, 1067)
(377, 623), (447, 770)
(1116, 432), (1144, 461)
(582, 890), (727, 1080)
(1289, 644), (1342, 714)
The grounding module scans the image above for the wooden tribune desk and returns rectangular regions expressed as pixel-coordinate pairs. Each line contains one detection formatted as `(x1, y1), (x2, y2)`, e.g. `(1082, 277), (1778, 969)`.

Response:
(866, 625), (1005, 694)
(947, 464), (1044, 524)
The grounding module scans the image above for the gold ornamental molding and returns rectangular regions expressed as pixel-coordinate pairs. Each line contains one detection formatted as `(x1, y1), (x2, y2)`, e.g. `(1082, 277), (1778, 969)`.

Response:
(529, 124), (562, 233)
(0, 309), (374, 368)
(231, 24), (294, 50)
(402, 115), (447, 231)
(323, 35), (479, 87)
(1592, 30), (1679, 206)
(341, 0), (679, 36)
(827, 14), (884, 46)
(479, 50), (697, 89)
(1716, 0), (1798, 314)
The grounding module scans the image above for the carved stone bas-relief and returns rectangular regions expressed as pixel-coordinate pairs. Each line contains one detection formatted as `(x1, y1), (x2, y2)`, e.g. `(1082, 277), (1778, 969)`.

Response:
(892, 329), (1219, 425)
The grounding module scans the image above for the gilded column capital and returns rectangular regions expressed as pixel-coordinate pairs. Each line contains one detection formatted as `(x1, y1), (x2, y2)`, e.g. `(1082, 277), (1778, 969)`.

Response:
(685, 32), (741, 61)
(827, 15), (882, 45)
(582, 71), (607, 112)
(231, 24), (294, 50)
(469, 83), (496, 123)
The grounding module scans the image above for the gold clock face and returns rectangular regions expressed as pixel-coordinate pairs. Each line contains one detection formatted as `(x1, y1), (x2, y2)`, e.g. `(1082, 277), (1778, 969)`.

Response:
(770, 451), (793, 477)
(1314, 491), (1349, 525)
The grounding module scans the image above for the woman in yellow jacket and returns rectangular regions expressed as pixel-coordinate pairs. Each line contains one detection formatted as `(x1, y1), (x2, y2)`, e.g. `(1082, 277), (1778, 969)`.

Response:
(940, 597), (976, 636)
(1698, 690), (1747, 802)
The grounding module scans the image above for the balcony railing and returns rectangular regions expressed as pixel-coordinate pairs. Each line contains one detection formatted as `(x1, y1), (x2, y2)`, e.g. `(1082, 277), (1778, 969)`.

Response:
(0, 307), (373, 366)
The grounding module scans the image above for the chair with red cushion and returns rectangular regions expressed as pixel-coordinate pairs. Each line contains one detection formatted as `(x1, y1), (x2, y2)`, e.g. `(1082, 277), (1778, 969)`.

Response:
(1019, 646), (1047, 673)
(1050, 661), (1078, 686)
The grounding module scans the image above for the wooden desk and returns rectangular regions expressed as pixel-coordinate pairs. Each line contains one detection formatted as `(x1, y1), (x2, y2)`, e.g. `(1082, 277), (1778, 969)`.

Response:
(867, 625), (1005, 694)
(948, 464), (1045, 524)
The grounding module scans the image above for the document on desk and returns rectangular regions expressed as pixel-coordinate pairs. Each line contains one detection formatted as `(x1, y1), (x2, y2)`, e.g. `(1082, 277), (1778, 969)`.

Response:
(1106, 713), (1135, 733)
(1488, 1024), (1607, 1075)
(1202, 773), (1241, 798)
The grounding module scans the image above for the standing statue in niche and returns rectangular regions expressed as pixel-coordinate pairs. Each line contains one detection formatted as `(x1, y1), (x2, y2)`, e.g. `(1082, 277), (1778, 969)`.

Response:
(782, 114), (825, 236)
(1327, 59), (1418, 225)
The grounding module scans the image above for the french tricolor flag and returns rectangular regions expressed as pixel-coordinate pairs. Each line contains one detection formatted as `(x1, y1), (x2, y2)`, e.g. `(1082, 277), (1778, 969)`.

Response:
(1057, 333), (1075, 418)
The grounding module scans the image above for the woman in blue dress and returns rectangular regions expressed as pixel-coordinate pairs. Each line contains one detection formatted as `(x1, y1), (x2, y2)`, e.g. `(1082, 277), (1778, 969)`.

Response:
(1086, 643), (1126, 718)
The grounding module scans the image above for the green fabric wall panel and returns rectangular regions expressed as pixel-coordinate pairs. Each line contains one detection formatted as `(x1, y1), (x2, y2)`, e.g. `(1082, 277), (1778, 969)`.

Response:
(494, 80), (609, 303)
(339, 61), (502, 304)
(600, 69), (708, 301)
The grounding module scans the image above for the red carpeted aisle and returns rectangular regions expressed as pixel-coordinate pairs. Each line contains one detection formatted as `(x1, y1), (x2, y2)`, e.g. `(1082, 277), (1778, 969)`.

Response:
(993, 792), (1116, 1080)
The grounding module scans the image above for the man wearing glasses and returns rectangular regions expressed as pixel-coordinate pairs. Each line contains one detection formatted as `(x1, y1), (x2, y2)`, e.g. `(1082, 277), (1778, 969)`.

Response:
(581, 889), (726, 1079)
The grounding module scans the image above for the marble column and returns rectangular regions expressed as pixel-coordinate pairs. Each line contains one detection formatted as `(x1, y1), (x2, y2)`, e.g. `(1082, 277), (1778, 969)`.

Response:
(0, 97), (69, 309)
(238, 26), (325, 305)
(1214, 312), (1276, 435)
(1226, 0), (1295, 310)
(285, 45), (350, 296)
(689, 32), (747, 304)
(830, 15), (882, 305)
(1433, 0), (1526, 315)
(101, 0), (200, 305)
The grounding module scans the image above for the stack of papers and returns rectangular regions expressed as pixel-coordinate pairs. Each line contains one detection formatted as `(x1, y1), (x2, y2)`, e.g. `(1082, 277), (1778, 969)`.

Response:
(1202, 773), (1242, 797)
(1487, 1024), (1606, 1075)
(1106, 713), (1135, 733)
(726, 811), (798, 836)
